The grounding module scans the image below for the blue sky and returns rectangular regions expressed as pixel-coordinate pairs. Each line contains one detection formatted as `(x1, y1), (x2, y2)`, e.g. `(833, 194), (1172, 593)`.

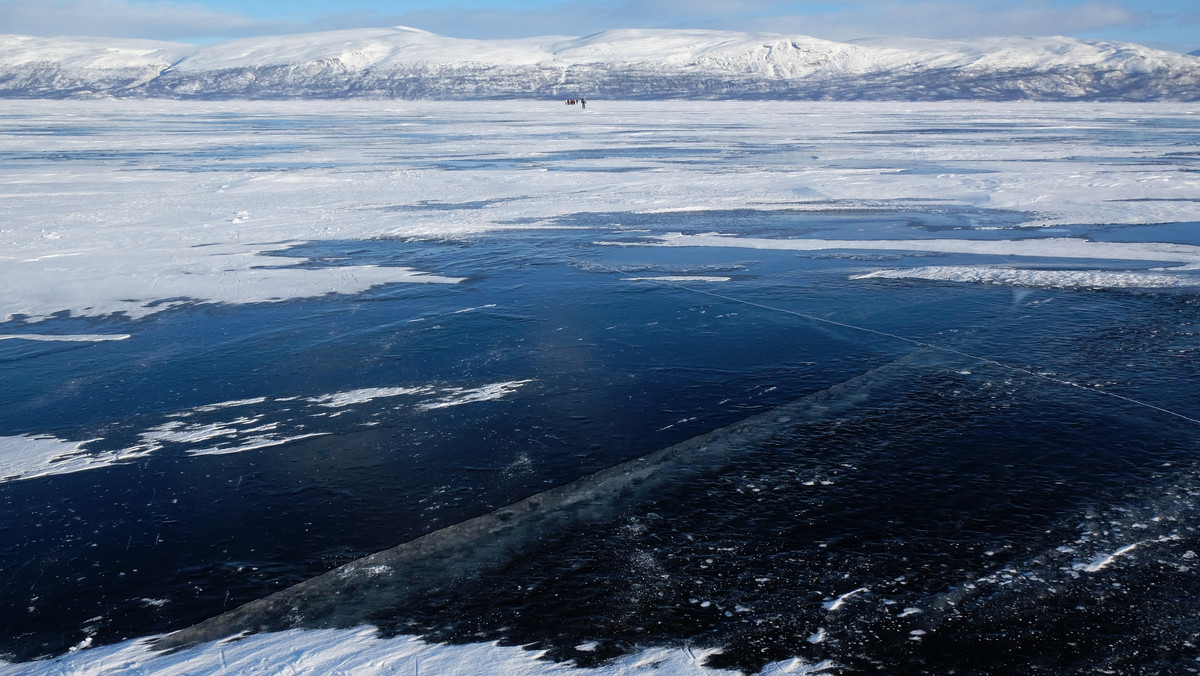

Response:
(1, 0), (1196, 53)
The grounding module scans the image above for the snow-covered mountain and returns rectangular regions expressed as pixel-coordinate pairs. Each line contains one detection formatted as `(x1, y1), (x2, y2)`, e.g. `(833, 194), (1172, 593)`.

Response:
(1, 26), (1197, 101)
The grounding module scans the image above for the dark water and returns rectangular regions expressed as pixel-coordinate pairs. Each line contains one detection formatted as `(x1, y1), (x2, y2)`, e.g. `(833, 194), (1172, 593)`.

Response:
(3, 208), (1200, 673)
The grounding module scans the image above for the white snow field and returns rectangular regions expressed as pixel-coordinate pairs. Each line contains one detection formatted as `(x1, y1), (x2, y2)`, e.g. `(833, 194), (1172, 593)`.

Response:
(2, 99), (1199, 674)
(2, 99), (1197, 326)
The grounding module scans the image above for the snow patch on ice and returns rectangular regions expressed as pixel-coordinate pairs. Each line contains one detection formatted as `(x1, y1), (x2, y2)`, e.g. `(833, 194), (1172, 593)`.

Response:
(2, 244), (464, 323)
(640, 233), (1200, 264)
(307, 386), (433, 408)
(1075, 536), (1178, 573)
(0, 435), (146, 482)
(852, 265), (1200, 289)
(822, 587), (868, 611)
(142, 421), (244, 444)
(622, 276), (732, 283)
(185, 433), (330, 457)
(0, 333), (130, 342)
(417, 380), (534, 410)
(185, 397), (269, 414)
(0, 627), (836, 675)
(2, 379), (532, 481)
(451, 303), (498, 313)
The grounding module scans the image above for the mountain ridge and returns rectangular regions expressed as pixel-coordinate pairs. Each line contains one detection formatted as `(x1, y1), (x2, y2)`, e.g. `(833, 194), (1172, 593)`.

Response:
(2, 27), (1197, 101)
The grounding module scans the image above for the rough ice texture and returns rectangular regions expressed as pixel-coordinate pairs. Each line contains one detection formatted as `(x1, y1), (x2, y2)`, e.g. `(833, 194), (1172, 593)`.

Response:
(0, 28), (1197, 100)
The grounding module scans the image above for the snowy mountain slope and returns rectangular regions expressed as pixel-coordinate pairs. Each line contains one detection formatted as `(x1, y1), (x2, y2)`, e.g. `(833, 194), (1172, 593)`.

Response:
(0, 34), (195, 97)
(1, 27), (1197, 100)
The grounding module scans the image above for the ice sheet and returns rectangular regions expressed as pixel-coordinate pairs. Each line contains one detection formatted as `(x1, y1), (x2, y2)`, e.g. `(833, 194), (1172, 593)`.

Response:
(151, 351), (935, 652)
(4, 100), (1200, 673)
(3, 101), (1199, 325)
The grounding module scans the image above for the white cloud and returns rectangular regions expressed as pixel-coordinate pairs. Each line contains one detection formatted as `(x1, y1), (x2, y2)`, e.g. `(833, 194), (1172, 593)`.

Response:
(367, 0), (1186, 52)
(768, 1), (1149, 41)
(0, 0), (296, 41)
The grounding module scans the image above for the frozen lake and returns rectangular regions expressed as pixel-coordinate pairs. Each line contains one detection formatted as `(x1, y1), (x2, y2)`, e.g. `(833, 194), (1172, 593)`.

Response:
(2, 100), (1200, 674)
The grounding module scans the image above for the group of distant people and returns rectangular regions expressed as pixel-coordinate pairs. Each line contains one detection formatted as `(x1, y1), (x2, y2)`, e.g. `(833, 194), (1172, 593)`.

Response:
(565, 98), (587, 109)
